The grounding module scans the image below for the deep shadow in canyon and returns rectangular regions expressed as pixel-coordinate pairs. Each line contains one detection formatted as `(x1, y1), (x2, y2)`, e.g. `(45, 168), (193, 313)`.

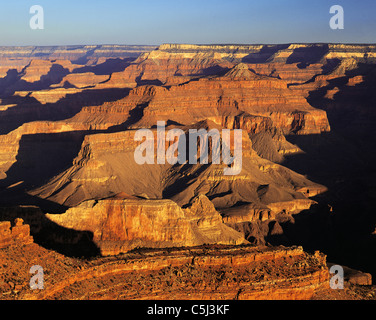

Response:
(0, 131), (102, 257)
(0, 87), (132, 135)
(0, 192), (101, 258)
(276, 66), (376, 278)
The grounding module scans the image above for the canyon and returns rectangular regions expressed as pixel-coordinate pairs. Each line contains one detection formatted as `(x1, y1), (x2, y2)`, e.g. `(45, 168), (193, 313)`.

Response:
(0, 43), (375, 300)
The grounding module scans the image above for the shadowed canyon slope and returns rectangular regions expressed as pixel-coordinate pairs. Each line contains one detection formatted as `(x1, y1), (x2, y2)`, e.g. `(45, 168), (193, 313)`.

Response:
(0, 43), (376, 299)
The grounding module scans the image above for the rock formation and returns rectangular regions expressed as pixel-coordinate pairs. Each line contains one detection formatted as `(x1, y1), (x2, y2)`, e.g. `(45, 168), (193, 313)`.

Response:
(0, 218), (33, 249)
(45, 194), (246, 255)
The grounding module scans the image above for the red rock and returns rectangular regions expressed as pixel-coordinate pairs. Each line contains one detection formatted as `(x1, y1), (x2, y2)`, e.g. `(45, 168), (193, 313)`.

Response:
(46, 195), (246, 256)
(0, 219), (33, 249)
(121, 63), (330, 135)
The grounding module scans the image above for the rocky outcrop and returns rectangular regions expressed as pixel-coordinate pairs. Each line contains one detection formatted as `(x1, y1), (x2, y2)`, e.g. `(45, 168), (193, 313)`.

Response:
(21, 60), (56, 83)
(0, 218), (33, 249)
(16, 87), (84, 104)
(327, 263), (372, 286)
(52, 72), (110, 89)
(45, 194), (246, 256)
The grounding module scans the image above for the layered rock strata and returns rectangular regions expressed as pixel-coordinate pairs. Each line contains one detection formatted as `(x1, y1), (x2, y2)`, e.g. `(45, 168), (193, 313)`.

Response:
(0, 242), (329, 300)
(45, 195), (246, 256)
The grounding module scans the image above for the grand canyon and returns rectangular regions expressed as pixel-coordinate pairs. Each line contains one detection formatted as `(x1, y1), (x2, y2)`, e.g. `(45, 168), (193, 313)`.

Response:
(0, 43), (375, 300)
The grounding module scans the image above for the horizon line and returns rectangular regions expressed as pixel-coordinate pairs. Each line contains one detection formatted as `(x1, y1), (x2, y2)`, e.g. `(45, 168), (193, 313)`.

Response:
(0, 42), (376, 48)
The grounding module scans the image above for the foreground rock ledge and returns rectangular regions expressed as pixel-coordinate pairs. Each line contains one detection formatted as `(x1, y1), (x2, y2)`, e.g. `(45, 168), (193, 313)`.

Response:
(2, 240), (329, 300)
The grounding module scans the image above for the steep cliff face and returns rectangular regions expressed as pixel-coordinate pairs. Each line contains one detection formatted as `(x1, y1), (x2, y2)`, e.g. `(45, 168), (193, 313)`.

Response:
(0, 121), (94, 181)
(52, 72), (110, 89)
(21, 60), (56, 83)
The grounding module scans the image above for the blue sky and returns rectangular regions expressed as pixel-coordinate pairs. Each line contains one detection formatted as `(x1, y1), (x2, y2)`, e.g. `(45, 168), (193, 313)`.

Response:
(0, 0), (375, 46)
